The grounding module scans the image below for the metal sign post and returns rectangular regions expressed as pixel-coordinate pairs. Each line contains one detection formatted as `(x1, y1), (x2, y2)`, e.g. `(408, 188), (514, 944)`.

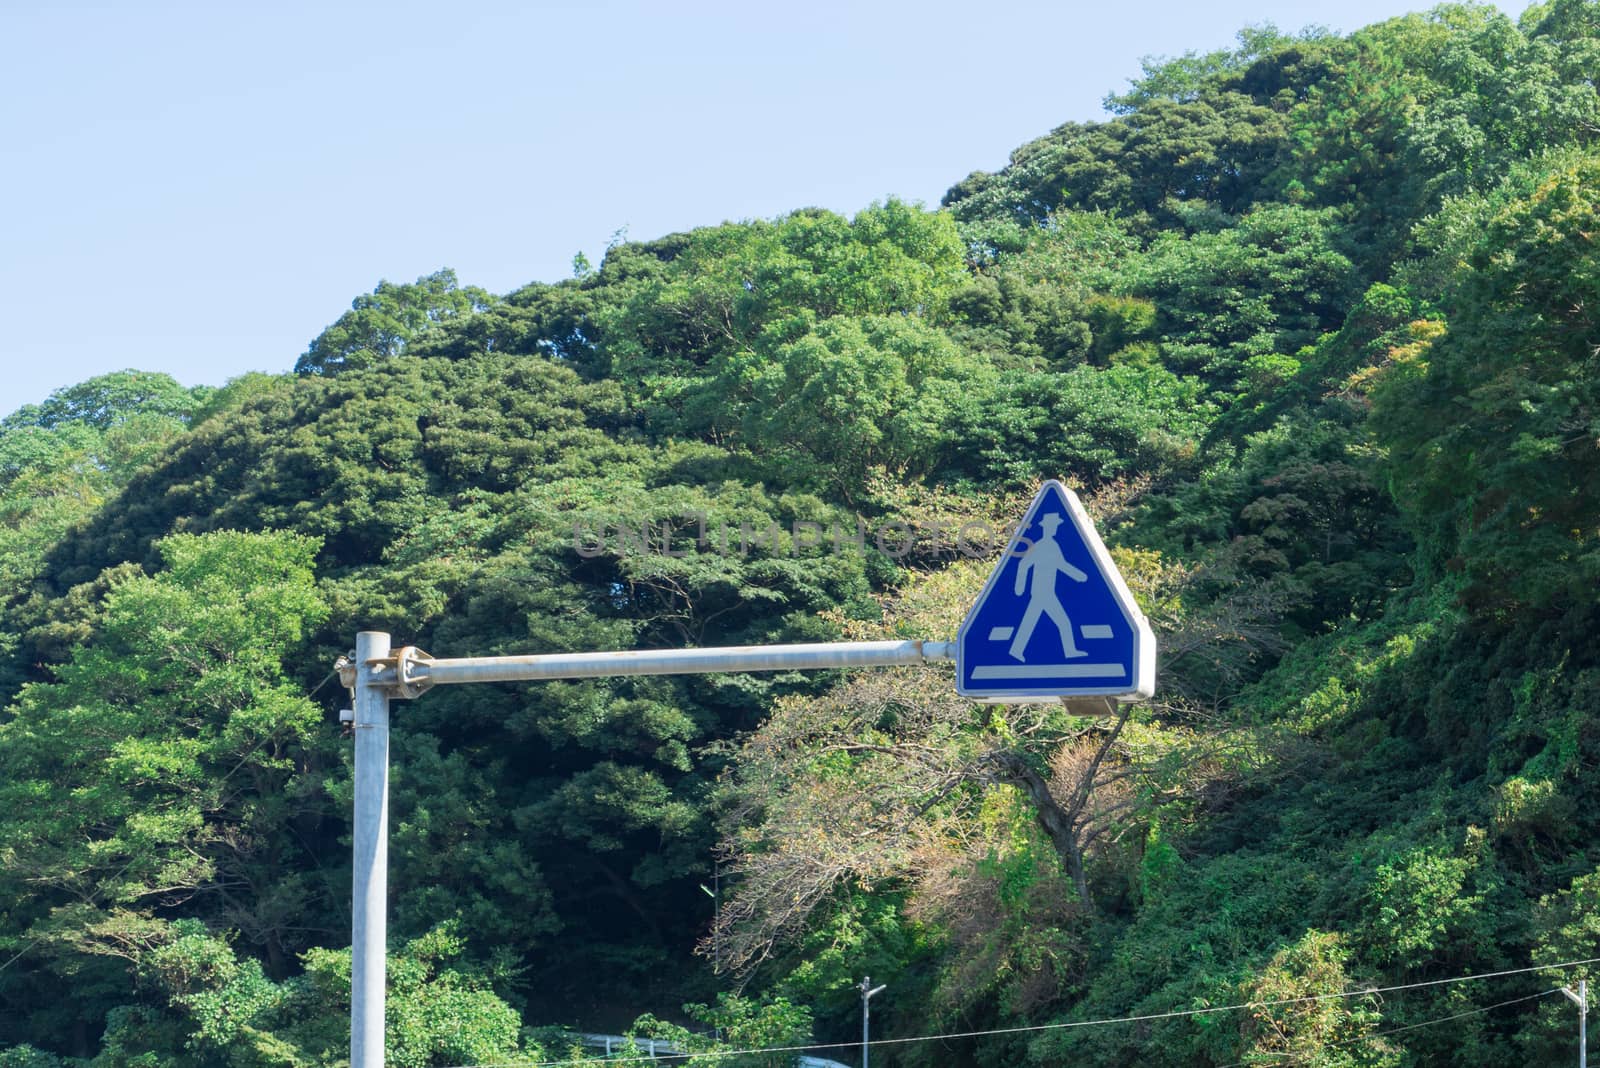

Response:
(349, 631), (390, 1068)
(341, 636), (955, 1068)
(859, 975), (886, 1068)
(1563, 979), (1588, 1068)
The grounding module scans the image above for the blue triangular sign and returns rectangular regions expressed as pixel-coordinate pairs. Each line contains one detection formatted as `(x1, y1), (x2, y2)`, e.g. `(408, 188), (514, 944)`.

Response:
(957, 481), (1155, 702)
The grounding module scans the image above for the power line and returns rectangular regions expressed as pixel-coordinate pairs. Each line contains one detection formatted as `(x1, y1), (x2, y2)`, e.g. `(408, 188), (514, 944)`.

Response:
(1363, 984), (1561, 1042)
(1213, 988), (1561, 1067)
(308, 664), (343, 698)
(435, 954), (1600, 1068)
(1366, 989), (1559, 1042)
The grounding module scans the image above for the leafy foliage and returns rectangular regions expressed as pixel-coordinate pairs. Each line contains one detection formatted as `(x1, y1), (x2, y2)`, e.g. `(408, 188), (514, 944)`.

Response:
(1373, 148), (1600, 614)
(295, 269), (495, 377)
(0, 530), (329, 1049)
(6, 6), (1600, 1064)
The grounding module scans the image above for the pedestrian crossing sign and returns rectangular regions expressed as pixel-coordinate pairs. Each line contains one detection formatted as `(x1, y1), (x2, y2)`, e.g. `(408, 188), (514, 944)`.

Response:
(956, 480), (1155, 702)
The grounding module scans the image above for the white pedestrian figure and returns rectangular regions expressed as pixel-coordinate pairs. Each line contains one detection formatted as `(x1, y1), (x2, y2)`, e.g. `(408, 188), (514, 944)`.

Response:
(1010, 512), (1088, 661)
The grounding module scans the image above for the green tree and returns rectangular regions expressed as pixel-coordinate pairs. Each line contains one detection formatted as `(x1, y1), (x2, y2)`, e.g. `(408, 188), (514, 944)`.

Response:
(1233, 931), (1399, 1067)
(295, 269), (495, 376)
(2, 370), (200, 432)
(1120, 203), (1356, 397)
(944, 92), (1290, 232)
(1372, 148), (1600, 613)
(630, 992), (814, 1068)
(88, 919), (526, 1068)
(0, 530), (329, 1049)
(600, 202), (961, 364)
(1527, 867), (1600, 1063)
(947, 363), (1214, 488)
(1134, 408), (1412, 634)
(1401, 4), (1600, 203)
(701, 314), (992, 495)
(1103, 23), (1326, 113)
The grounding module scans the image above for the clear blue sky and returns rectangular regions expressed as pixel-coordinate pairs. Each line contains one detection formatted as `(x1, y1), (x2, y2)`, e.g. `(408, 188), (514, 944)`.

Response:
(1, 0), (1534, 417)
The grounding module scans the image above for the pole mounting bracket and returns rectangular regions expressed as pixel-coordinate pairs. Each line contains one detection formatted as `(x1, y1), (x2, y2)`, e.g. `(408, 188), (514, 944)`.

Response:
(356, 647), (434, 700)
(377, 646), (434, 700)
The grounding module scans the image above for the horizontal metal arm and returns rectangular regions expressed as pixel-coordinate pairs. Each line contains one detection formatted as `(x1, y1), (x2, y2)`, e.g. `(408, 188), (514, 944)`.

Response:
(373, 639), (956, 698)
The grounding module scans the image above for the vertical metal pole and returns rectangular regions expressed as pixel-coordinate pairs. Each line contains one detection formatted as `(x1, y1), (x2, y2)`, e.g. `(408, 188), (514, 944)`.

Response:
(858, 977), (883, 1068)
(1581, 978), (1587, 1068)
(861, 975), (870, 1068)
(352, 631), (391, 1068)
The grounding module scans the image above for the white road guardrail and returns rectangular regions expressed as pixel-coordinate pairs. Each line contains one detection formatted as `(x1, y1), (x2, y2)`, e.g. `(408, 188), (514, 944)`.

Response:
(575, 1032), (850, 1067)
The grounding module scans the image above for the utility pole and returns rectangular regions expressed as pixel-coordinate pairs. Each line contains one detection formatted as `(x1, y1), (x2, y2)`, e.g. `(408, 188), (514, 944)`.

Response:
(699, 871), (722, 1041)
(699, 865), (721, 976)
(859, 975), (885, 1068)
(1563, 978), (1588, 1068)
(349, 631), (391, 1068)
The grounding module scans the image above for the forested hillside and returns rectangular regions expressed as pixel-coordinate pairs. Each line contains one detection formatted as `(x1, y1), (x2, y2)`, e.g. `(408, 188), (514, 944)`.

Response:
(2, 2), (1598, 1064)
